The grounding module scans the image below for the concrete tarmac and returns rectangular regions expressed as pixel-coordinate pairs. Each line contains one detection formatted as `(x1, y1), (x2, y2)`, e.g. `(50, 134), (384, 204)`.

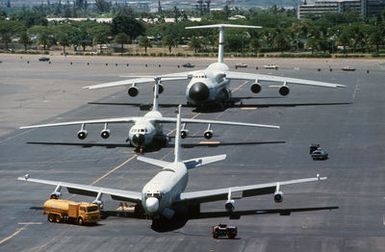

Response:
(0, 54), (384, 251)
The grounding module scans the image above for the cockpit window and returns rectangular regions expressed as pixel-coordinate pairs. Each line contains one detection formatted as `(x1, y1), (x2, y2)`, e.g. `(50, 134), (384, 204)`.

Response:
(146, 192), (162, 199)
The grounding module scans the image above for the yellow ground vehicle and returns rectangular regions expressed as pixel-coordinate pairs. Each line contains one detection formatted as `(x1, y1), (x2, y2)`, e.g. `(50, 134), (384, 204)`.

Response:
(43, 199), (100, 225)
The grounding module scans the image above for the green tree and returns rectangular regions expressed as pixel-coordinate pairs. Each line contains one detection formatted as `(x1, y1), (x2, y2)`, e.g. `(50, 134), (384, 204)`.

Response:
(189, 36), (202, 53)
(138, 35), (152, 53)
(0, 20), (25, 50)
(95, 0), (111, 13)
(29, 25), (55, 50)
(114, 32), (129, 53)
(19, 31), (32, 51)
(10, 9), (47, 28)
(55, 24), (75, 55)
(89, 23), (111, 52)
(368, 25), (383, 52)
(162, 35), (177, 53)
(111, 15), (145, 42)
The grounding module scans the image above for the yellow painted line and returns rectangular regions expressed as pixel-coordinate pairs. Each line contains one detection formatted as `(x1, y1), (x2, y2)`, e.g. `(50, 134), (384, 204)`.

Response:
(199, 141), (221, 145)
(0, 225), (27, 245)
(240, 107), (257, 110)
(17, 222), (42, 225)
(90, 155), (137, 185)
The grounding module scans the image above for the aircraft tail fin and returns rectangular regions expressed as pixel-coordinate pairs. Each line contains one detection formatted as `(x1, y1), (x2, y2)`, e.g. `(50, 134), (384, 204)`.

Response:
(152, 78), (160, 112)
(174, 105), (182, 163)
(186, 24), (261, 64)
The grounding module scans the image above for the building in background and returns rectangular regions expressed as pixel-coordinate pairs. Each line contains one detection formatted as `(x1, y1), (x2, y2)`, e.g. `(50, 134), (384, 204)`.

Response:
(297, 0), (385, 19)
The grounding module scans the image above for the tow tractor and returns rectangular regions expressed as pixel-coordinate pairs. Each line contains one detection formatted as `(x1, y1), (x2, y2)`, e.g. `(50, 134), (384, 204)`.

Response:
(212, 224), (238, 239)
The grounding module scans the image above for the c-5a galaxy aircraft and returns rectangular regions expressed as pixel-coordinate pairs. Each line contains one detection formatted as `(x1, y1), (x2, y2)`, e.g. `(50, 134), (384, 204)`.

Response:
(83, 24), (346, 111)
(18, 105), (336, 231)
(20, 80), (279, 152)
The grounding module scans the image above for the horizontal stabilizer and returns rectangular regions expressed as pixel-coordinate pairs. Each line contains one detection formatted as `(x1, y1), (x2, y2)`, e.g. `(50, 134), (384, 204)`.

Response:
(137, 156), (172, 168)
(183, 154), (226, 169)
(186, 24), (262, 29)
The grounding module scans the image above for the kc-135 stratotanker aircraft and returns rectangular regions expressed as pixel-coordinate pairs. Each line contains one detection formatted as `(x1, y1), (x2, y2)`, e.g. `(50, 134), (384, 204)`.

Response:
(20, 80), (279, 153)
(83, 24), (346, 110)
(18, 105), (337, 230)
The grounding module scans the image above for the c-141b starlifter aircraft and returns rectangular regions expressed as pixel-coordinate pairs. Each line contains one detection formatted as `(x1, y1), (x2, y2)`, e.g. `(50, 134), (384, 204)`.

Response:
(18, 105), (337, 231)
(83, 24), (346, 111)
(19, 80), (280, 153)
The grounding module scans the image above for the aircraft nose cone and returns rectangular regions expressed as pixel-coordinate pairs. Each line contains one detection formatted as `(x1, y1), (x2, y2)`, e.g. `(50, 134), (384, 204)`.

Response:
(132, 133), (145, 146)
(145, 197), (159, 213)
(189, 82), (209, 101)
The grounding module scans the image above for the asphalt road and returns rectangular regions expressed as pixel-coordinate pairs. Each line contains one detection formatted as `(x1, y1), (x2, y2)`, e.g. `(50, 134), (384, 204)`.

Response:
(0, 54), (384, 251)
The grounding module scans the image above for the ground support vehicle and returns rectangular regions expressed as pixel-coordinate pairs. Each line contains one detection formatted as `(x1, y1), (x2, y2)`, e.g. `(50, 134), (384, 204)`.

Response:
(212, 224), (238, 239)
(43, 199), (100, 225)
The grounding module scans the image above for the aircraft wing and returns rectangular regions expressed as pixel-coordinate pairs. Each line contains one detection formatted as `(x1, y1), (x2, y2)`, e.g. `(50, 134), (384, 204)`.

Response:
(178, 175), (326, 204)
(19, 117), (139, 129)
(17, 175), (142, 203)
(225, 71), (346, 88)
(83, 72), (195, 90)
(155, 117), (280, 129)
(193, 206), (339, 219)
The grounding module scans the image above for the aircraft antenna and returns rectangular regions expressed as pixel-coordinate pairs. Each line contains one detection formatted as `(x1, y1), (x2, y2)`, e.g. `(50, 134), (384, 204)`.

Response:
(174, 105), (182, 163)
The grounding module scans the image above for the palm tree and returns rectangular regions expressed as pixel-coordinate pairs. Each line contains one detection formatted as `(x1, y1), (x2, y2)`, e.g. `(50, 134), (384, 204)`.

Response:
(138, 36), (152, 53)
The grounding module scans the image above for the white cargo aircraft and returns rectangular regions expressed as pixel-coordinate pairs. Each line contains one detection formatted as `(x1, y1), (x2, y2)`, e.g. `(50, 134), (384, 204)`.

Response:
(18, 105), (334, 229)
(83, 24), (346, 110)
(20, 80), (279, 152)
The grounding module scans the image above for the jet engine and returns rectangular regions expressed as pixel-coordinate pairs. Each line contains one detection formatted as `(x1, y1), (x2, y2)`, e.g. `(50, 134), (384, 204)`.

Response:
(153, 84), (164, 94)
(274, 191), (283, 203)
(250, 83), (262, 94)
(92, 200), (104, 209)
(204, 129), (213, 139)
(100, 123), (110, 139)
(50, 192), (61, 199)
(279, 86), (290, 96)
(225, 199), (235, 212)
(128, 86), (139, 97)
(181, 129), (189, 139)
(100, 129), (110, 139)
(181, 123), (188, 139)
(77, 129), (88, 140)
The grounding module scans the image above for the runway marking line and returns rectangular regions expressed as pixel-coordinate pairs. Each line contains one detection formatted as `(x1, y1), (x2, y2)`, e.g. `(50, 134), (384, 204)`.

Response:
(199, 141), (221, 145)
(0, 225), (27, 245)
(17, 222), (42, 225)
(0, 222), (44, 245)
(90, 155), (137, 186)
(241, 107), (257, 110)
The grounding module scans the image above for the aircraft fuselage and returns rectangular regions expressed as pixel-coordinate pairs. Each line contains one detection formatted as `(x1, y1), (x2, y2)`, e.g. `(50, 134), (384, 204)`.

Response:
(186, 62), (232, 106)
(141, 163), (188, 219)
(127, 110), (165, 149)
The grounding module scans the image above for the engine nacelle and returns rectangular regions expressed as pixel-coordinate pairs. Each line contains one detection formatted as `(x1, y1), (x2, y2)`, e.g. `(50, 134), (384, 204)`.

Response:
(128, 86), (139, 97)
(77, 130), (88, 140)
(250, 83), (262, 94)
(181, 129), (189, 139)
(100, 129), (111, 139)
(50, 192), (61, 199)
(153, 84), (164, 94)
(92, 200), (104, 209)
(204, 130), (213, 139)
(279, 86), (290, 96)
(225, 200), (235, 212)
(274, 191), (283, 203)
